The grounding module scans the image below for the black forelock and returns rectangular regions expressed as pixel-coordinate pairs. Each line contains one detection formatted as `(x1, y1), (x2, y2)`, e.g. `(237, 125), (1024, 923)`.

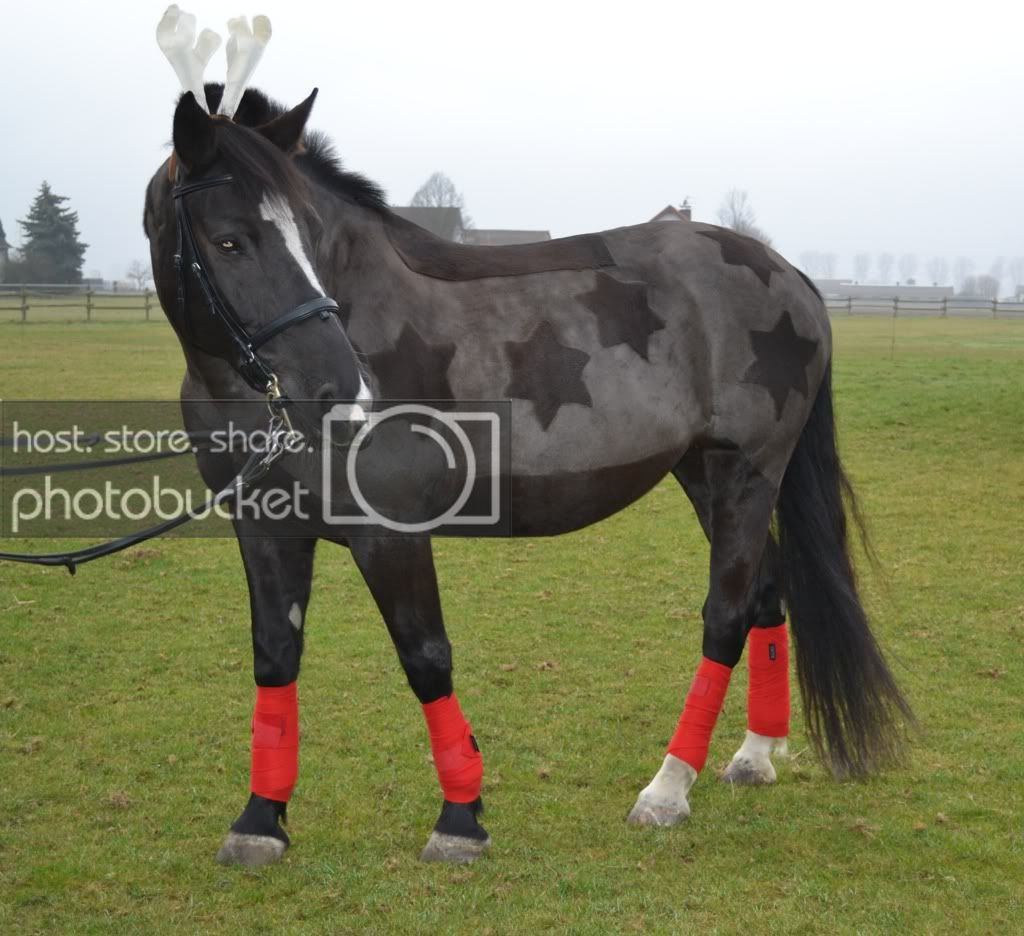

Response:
(200, 83), (389, 214)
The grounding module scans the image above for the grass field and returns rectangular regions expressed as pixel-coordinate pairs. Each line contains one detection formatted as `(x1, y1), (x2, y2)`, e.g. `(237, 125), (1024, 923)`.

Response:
(1, 317), (1022, 934)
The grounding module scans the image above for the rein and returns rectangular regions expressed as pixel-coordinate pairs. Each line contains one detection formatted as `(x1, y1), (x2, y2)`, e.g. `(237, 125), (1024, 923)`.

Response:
(0, 173), (339, 575)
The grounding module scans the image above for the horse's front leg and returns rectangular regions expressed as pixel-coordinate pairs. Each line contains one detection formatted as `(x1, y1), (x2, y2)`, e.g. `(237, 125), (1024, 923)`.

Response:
(350, 536), (490, 864)
(215, 534), (316, 867)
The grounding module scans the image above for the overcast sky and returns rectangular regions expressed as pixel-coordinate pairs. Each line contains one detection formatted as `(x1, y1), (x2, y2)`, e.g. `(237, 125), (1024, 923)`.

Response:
(3, 0), (1021, 285)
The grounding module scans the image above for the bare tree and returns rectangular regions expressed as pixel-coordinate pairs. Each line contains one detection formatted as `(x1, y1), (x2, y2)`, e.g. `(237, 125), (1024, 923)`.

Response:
(925, 256), (949, 286)
(411, 171), (462, 208)
(1008, 256), (1024, 294)
(959, 274), (1000, 299)
(989, 257), (1005, 296)
(799, 251), (822, 277)
(853, 252), (871, 283)
(410, 171), (473, 228)
(717, 189), (772, 245)
(876, 252), (894, 284)
(125, 259), (151, 291)
(897, 253), (917, 285)
(952, 257), (974, 289)
(821, 252), (838, 279)
(975, 274), (1000, 299)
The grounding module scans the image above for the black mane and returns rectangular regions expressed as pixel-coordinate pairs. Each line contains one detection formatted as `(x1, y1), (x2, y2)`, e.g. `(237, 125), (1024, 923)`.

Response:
(201, 83), (389, 213)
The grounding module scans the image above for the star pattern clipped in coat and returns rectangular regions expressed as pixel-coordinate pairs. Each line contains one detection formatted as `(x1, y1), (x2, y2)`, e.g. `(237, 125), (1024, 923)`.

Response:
(504, 321), (593, 431)
(741, 310), (819, 419)
(367, 321), (457, 403)
(576, 272), (665, 361)
(698, 228), (784, 288)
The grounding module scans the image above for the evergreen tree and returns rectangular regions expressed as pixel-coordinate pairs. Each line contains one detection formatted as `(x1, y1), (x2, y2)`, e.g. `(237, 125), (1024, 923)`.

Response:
(18, 182), (88, 283)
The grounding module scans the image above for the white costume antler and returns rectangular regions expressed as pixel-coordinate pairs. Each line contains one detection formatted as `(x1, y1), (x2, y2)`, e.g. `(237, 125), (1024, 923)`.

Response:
(217, 15), (273, 119)
(156, 5), (222, 113)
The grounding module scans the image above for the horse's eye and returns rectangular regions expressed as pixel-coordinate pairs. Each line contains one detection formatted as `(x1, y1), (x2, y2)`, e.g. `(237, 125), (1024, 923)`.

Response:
(219, 239), (238, 253)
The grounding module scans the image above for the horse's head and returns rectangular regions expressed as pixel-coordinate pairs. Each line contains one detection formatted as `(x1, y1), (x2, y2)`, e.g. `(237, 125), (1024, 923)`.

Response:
(145, 88), (370, 437)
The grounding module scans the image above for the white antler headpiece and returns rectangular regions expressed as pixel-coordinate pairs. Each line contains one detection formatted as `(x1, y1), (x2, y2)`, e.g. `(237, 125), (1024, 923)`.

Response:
(156, 7), (272, 119)
(156, 5), (222, 113)
(218, 15), (273, 118)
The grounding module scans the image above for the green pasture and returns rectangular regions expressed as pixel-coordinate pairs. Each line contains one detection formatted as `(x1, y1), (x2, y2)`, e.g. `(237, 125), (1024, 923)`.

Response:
(1, 317), (1022, 934)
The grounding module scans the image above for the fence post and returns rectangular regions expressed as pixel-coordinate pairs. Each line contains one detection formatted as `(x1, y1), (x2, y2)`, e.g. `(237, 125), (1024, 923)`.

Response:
(144, 289), (152, 322)
(86, 288), (93, 323)
(942, 296), (948, 318)
(847, 296), (853, 316)
(993, 298), (998, 319)
(20, 285), (28, 323)
(890, 297), (898, 358)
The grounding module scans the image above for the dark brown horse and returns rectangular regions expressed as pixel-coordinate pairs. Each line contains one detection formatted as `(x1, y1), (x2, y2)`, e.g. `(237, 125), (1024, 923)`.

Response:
(141, 85), (910, 866)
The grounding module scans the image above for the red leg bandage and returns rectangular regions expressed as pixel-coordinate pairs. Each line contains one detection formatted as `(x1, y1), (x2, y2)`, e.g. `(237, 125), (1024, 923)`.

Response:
(422, 693), (483, 804)
(666, 658), (732, 773)
(747, 622), (790, 738)
(250, 682), (299, 802)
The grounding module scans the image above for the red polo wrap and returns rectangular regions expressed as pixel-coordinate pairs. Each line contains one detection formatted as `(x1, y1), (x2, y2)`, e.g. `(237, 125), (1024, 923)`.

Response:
(250, 682), (299, 802)
(666, 658), (732, 772)
(421, 693), (482, 803)
(747, 622), (790, 738)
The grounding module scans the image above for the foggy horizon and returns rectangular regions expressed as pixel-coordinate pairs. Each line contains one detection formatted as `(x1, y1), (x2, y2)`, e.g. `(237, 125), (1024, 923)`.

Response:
(3, 1), (1021, 290)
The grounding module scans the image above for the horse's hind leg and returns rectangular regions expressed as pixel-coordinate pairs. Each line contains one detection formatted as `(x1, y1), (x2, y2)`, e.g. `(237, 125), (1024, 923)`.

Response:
(720, 533), (791, 785)
(350, 537), (490, 864)
(675, 453), (791, 786)
(628, 447), (777, 826)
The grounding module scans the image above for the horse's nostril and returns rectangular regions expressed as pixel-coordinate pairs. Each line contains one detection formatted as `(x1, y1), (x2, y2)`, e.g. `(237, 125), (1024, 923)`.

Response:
(314, 384), (338, 408)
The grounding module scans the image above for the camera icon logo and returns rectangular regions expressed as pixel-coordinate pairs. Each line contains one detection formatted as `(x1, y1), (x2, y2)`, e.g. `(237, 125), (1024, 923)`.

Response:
(321, 403), (503, 533)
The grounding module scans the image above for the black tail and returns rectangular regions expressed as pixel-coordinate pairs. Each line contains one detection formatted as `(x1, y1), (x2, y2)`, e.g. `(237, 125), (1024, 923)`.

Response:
(777, 362), (912, 777)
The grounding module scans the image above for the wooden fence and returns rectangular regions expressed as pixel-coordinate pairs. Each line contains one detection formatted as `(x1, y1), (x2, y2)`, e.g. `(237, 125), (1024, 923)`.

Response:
(3, 284), (1024, 323)
(0, 284), (158, 323)
(824, 296), (1024, 318)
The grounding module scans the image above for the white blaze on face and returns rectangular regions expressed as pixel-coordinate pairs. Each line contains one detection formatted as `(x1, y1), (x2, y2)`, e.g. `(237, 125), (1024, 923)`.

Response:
(258, 193), (324, 294)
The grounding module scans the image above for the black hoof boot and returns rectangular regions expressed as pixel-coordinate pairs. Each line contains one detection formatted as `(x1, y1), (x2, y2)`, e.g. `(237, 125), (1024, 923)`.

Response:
(216, 794), (290, 866)
(420, 798), (491, 864)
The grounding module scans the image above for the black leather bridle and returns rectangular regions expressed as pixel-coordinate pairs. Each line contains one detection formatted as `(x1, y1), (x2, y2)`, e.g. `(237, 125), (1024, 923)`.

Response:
(0, 174), (346, 574)
(173, 173), (342, 416)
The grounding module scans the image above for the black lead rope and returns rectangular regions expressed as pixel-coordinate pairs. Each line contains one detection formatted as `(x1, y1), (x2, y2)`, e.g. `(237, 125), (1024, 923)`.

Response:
(0, 418), (293, 576)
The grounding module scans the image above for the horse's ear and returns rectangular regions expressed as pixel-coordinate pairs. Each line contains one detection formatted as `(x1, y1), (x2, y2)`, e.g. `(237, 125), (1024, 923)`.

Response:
(172, 92), (217, 173)
(257, 88), (318, 154)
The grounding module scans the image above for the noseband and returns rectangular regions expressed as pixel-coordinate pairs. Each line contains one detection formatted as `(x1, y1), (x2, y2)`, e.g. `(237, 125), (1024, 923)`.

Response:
(172, 173), (341, 418)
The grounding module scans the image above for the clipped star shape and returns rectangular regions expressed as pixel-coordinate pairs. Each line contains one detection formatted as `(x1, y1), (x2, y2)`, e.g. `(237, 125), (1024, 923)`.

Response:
(576, 273), (665, 361)
(699, 228), (784, 288)
(504, 321), (592, 431)
(741, 310), (819, 420)
(367, 322), (456, 402)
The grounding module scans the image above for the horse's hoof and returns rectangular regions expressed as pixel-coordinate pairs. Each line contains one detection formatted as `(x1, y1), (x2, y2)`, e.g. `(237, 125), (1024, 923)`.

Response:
(419, 831), (491, 864)
(626, 797), (690, 827)
(215, 832), (287, 867)
(721, 755), (777, 786)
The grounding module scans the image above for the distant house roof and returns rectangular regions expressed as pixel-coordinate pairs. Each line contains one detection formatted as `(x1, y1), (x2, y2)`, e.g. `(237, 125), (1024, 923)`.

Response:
(650, 203), (692, 223)
(462, 229), (551, 246)
(815, 280), (955, 300)
(390, 206), (465, 241)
